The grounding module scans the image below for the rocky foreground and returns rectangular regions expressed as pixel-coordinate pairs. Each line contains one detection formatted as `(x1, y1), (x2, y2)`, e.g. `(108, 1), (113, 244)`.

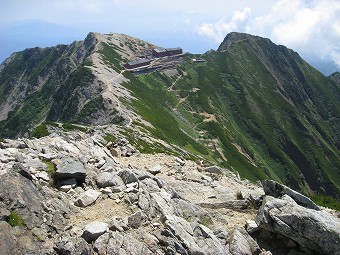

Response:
(0, 129), (339, 255)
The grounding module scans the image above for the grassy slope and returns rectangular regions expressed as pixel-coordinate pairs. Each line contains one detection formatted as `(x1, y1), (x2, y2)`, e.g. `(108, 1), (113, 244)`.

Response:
(184, 38), (340, 195)
(122, 37), (339, 197)
(0, 40), (103, 137)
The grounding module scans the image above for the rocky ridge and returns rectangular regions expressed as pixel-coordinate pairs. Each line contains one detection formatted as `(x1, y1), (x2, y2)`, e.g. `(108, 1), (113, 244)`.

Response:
(0, 128), (339, 255)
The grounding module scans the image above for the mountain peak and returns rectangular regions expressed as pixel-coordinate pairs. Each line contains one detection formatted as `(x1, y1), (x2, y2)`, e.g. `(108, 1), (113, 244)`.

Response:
(217, 32), (266, 51)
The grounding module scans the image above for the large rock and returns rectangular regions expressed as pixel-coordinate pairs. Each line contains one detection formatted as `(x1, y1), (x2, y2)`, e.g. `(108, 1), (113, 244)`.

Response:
(96, 172), (124, 188)
(165, 214), (229, 255)
(82, 221), (109, 243)
(191, 223), (227, 255)
(228, 227), (261, 255)
(0, 221), (47, 254)
(75, 189), (101, 207)
(94, 231), (154, 255)
(165, 214), (204, 254)
(118, 169), (139, 184)
(203, 166), (223, 175)
(128, 210), (144, 229)
(239, 189), (265, 208)
(261, 180), (319, 210)
(0, 171), (44, 229)
(54, 238), (91, 254)
(0, 221), (20, 255)
(54, 156), (86, 183)
(256, 195), (340, 255)
(148, 165), (162, 175)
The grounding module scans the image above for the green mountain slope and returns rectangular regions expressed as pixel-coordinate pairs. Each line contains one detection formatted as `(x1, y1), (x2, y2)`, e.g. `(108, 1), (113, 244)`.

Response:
(0, 32), (339, 197)
(121, 33), (340, 196)
(0, 34), (97, 137)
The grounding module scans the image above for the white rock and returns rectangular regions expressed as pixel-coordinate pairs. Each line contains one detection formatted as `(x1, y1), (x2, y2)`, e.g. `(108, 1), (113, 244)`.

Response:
(35, 171), (50, 182)
(82, 221), (108, 243)
(245, 220), (260, 234)
(126, 182), (138, 189)
(148, 165), (162, 175)
(101, 187), (112, 194)
(60, 185), (73, 192)
(75, 189), (101, 207)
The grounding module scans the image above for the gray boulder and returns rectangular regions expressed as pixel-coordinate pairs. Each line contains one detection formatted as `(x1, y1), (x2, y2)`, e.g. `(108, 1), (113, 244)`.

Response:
(148, 165), (162, 175)
(96, 172), (124, 188)
(0, 221), (49, 255)
(256, 195), (340, 255)
(261, 180), (319, 210)
(0, 171), (44, 229)
(204, 166), (223, 175)
(118, 169), (139, 184)
(94, 231), (154, 255)
(0, 221), (20, 255)
(11, 163), (34, 180)
(82, 221), (109, 243)
(191, 222), (227, 255)
(54, 156), (86, 183)
(128, 210), (144, 229)
(239, 189), (265, 208)
(165, 214), (204, 254)
(75, 189), (101, 207)
(245, 220), (260, 234)
(228, 227), (261, 255)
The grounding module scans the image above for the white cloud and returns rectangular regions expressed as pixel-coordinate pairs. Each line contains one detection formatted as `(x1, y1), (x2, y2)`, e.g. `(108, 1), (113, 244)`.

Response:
(197, 7), (251, 43)
(198, 0), (340, 68)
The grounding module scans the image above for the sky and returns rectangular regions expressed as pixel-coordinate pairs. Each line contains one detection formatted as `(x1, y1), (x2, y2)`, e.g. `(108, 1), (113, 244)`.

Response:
(1, 0), (340, 75)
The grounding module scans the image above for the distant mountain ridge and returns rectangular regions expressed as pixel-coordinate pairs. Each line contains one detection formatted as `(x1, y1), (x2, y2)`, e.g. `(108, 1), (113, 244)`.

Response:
(0, 32), (339, 197)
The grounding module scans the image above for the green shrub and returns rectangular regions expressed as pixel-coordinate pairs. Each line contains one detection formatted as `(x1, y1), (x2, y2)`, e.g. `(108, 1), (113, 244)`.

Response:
(31, 124), (49, 138)
(104, 133), (117, 143)
(7, 211), (25, 227)
(0, 138), (4, 143)
(199, 215), (213, 227)
(42, 160), (56, 174)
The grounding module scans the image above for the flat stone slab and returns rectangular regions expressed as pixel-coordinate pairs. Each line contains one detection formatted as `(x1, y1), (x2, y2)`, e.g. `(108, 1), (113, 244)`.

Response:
(54, 156), (86, 183)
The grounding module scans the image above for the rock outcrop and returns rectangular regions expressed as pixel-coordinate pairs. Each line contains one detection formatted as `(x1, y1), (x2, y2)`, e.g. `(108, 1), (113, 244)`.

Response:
(261, 180), (320, 210)
(256, 195), (340, 255)
(0, 130), (339, 255)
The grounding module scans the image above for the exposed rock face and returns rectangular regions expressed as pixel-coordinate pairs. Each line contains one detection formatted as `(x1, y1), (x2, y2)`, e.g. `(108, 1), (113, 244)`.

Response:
(256, 195), (340, 255)
(228, 227), (261, 255)
(261, 180), (320, 210)
(0, 171), (44, 229)
(0, 131), (339, 255)
(0, 221), (21, 255)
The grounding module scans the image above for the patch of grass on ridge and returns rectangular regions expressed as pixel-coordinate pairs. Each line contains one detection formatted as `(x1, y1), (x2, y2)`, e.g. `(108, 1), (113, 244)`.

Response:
(7, 211), (25, 227)
(31, 123), (49, 138)
(62, 123), (88, 132)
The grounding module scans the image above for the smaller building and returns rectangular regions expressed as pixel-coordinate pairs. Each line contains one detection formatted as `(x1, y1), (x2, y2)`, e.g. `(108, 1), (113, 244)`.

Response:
(152, 48), (168, 58)
(124, 59), (151, 69)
